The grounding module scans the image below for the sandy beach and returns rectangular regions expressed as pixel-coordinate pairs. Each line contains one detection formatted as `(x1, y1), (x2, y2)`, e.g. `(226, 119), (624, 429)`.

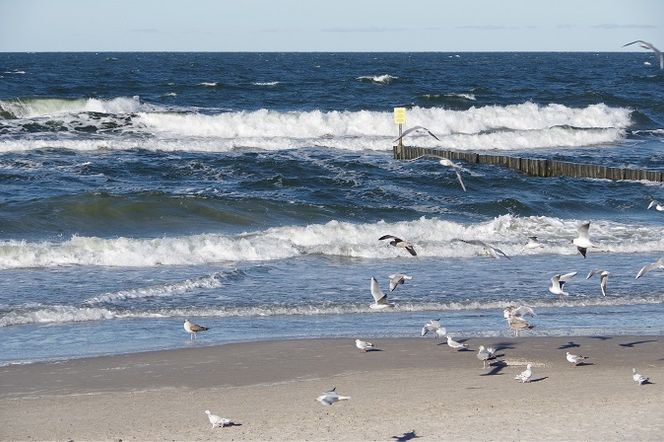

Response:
(1, 336), (663, 441)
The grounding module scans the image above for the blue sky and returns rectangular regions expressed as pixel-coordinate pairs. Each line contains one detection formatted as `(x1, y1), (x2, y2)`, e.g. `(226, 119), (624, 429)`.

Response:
(1, 0), (662, 52)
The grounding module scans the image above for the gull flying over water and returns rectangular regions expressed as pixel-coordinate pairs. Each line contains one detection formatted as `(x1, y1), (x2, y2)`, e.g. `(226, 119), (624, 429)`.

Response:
(370, 276), (395, 310)
(648, 200), (664, 211)
(355, 338), (375, 352)
(317, 387), (351, 406)
(514, 364), (533, 383)
(458, 239), (511, 259)
(549, 271), (578, 297)
(379, 235), (417, 256)
(184, 319), (209, 340)
(636, 257), (664, 279)
(445, 335), (469, 350)
(205, 410), (234, 429)
(392, 125), (441, 144)
(421, 319), (446, 339)
(632, 368), (650, 385)
(623, 40), (663, 70)
(388, 273), (412, 292)
(586, 269), (609, 296)
(438, 158), (467, 192)
(566, 351), (589, 366)
(573, 222), (595, 258)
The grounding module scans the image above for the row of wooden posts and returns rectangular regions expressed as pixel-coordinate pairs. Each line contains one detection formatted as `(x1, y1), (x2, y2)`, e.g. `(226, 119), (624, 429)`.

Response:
(393, 145), (664, 182)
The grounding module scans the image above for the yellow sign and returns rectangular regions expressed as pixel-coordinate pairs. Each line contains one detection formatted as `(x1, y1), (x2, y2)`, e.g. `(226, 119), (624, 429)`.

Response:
(393, 107), (406, 124)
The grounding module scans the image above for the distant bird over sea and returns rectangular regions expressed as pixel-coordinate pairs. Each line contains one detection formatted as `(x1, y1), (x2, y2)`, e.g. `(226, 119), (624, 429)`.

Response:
(573, 222), (595, 258)
(355, 338), (375, 352)
(438, 158), (467, 192)
(636, 257), (664, 279)
(623, 40), (663, 69)
(184, 319), (208, 340)
(566, 351), (589, 366)
(648, 200), (664, 211)
(457, 239), (510, 259)
(370, 276), (395, 310)
(421, 319), (446, 339)
(549, 272), (578, 297)
(586, 269), (609, 297)
(392, 125), (440, 144)
(388, 273), (412, 292)
(317, 387), (351, 406)
(379, 235), (417, 256)
(515, 364), (533, 383)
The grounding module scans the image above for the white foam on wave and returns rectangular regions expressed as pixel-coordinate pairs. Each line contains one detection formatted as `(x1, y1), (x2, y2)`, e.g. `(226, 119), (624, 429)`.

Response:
(198, 82), (219, 87)
(252, 81), (280, 86)
(0, 215), (661, 269)
(0, 96), (148, 118)
(356, 74), (398, 84)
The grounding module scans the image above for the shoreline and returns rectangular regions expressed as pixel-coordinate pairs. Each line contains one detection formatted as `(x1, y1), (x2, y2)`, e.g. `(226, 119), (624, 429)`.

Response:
(1, 336), (663, 440)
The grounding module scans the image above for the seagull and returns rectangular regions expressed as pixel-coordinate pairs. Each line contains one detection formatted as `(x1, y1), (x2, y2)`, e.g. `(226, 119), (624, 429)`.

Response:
(648, 200), (664, 211)
(370, 276), (395, 310)
(205, 410), (234, 429)
(507, 316), (534, 337)
(379, 235), (417, 256)
(445, 335), (469, 351)
(573, 222), (595, 258)
(566, 351), (589, 366)
(392, 125), (441, 144)
(184, 319), (209, 340)
(549, 272), (578, 297)
(636, 257), (664, 279)
(421, 319), (446, 339)
(457, 239), (510, 259)
(514, 364), (533, 383)
(586, 269), (609, 296)
(623, 40), (663, 69)
(477, 345), (497, 368)
(438, 158), (467, 192)
(524, 236), (544, 250)
(355, 338), (375, 352)
(317, 387), (351, 406)
(632, 368), (650, 385)
(503, 305), (536, 321)
(388, 273), (413, 292)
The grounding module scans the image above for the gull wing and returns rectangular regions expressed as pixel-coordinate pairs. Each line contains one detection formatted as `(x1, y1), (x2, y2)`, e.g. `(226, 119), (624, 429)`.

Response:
(560, 271), (578, 281)
(512, 306), (536, 318)
(379, 234), (400, 241)
(600, 273), (608, 297)
(648, 200), (658, 210)
(636, 258), (664, 279)
(371, 277), (388, 303)
(586, 268), (605, 279)
(623, 40), (651, 48)
(393, 125), (440, 143)
(488, 244), (511, 260)
(189, 323), (208, 332)
(577, 222), (590, 240)
(453, 169), (467, 192)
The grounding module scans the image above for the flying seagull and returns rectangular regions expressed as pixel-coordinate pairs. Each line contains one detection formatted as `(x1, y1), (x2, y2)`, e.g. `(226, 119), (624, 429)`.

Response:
(549, 272), (578, 297)
(388, 273), (413, 292)
(317, 387), (351, 406)
(514, 364), (533, 383)
(370, 276), (395, 310)
(636, 257), (664, 279)
(379, 235), (417, 256)
(421, 319), (446, 339)
(648, 200), (664, 211)
(623, 40), (663, 69)
(184, 319), (209, 340)
(566, 351), (589, 366)
(438, 158), (467, 192)
(573, 222), (595, 258)
(586, 269), (609, 296)
(458, 239), (511, 259)
(392, 125), (440, 144)
(205, 410), (234, 429)
(355, 338), (376, 352)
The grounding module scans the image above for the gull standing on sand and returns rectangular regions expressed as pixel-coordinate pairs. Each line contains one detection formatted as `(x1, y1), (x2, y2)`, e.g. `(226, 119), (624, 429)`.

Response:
(636, 257), (664, 279)
(388, 273), (412, 292)
(566, 351), (589, 366)
(458, 239), (510, 259)
(477, 345), (497, 368)
(369, 276), (395, 309)
(317, 387), (351, 406)
(379, 235), (417, 256)
(184, 319), (208, 340)
(392, 125), (441, 144)
(205, 410), (234, 429)
(421, 319), (446, 338)
(573, 222), (595, 258)
(623, 40), (663, 69)
(355, 339), (375, 352)
(514, 364), (533, 383)
(632, 368), (650, 385)
(549, 272), (578, 297)
(648, 200), (664, 211)
(586, 269), (609, 296)
(445, 335), (469, 350)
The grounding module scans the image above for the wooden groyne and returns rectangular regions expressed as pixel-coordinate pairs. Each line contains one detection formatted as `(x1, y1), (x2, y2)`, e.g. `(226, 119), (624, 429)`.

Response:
(393, 145), (664, 182)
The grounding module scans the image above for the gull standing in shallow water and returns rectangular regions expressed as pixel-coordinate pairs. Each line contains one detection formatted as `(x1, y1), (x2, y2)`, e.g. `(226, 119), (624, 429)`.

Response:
(573, 222), (595, 258)
(515, 364), (533, 383)
(504, 306), (536, 336)
(586, 269), (609, 296)
(388, 273), (412, 292)
(566, 351), (590, 366)
(369, 276), (395, 310)
(549, 272), (578, 297)
(623, 40), (663, 69)
(636, 257), (664, 279)
(317, 387), (351, 406)
(184, 319), (209, 340)
(379, 235), (417, 256)
(421, 319), (446, 339)
(632, 368), (650, 385)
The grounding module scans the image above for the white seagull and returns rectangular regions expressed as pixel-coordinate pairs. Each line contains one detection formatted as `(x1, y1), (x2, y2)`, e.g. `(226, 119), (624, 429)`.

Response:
(421, 319), (446, 339)
(184, 319), (209, 340)
(623, 40), (663, 69)
(514, 364), (533, 383)
(636, 257), (664, 279)
(507, 316), (534, 337)
(439, 158), (467, 192)
(445, 335), (469, 351)
(632, 368), (650, 385)
(586, 269), (609, 296)
(379, 235), (417, 256)
(317, 387), (351, 406)
(549, 272), (578, 297)
(369, 276), (395, 310)
(458, 239), (510, 259)
(504, 305), (536, 336)
(647, 200), (664, 211)
(205, 410), (234, 429)
(355, 339), (375, 352)
(573, 222), (595, 258)
(477, 345), (497, 368)
(392, 125), (441, 144)
(524, 236), (544, 250)
(388, 273), (412, 292)
(566, 351), (589, 366)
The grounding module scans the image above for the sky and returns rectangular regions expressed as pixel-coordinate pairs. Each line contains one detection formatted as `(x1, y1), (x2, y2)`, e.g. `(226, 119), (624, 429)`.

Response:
(0, 0), (662, 52)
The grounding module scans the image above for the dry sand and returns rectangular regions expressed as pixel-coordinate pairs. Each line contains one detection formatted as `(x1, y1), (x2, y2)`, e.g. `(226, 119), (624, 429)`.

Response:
(1, 336), (663, 441)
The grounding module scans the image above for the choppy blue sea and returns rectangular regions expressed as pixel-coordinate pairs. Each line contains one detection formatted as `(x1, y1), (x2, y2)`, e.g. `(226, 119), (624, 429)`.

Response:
(0, 52), (663, 365)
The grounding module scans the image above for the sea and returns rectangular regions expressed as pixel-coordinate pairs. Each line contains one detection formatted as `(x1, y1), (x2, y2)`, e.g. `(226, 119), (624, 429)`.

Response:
(0, 52), (662, 366)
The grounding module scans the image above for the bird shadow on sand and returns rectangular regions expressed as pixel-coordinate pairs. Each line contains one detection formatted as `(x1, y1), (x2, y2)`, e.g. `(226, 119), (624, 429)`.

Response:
(480, 361), (507, 376)
(558, 341), (581, 349)
(529, 376), (549, 383)
(588, 336), (612, 341)
(362, 348), (384, 352)
(619, 339), (658, 348)
(492, 342), (517, 350)
(573, 362), (595, 367)
(221, 423), (242, 428)
(391, 430), (420, 441)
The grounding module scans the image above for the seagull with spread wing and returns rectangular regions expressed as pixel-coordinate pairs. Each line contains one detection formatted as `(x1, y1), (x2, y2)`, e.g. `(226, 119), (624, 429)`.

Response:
(623, 40), (663, 69)
(586, 268), (609, 296)
(379, 235), (417, 256)
(392, 125), (441, 144)
(369, 276), (395, 310)
(549, 271), (578, 297)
